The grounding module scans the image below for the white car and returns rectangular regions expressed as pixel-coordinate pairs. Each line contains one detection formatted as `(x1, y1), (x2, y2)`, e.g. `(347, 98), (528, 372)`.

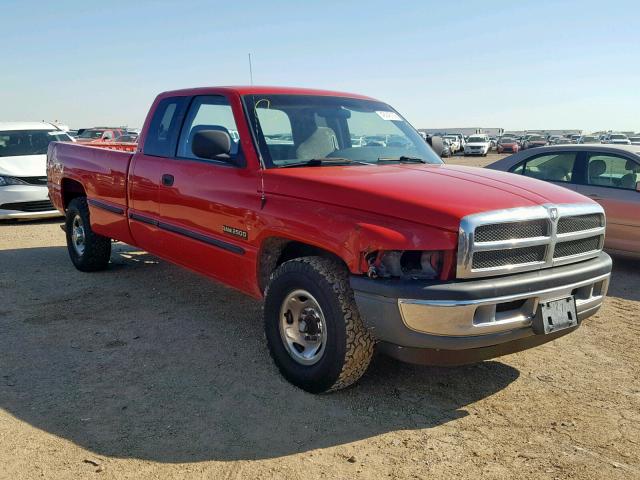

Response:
(629, 136), (640, 146)
(0, 122), (73, 220)
(442, 135), (461, 152)
(605, 133), (631, 145)
(463, 135), (491, 156)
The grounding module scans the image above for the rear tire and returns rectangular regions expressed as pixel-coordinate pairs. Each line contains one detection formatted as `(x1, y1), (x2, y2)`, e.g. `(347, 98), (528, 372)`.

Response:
(65, 197), (111, 272)
(264, 257), (375, 393)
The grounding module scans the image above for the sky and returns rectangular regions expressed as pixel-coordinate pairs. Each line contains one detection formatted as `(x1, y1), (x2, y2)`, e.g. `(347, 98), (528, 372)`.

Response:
(2, 0), (639, 132)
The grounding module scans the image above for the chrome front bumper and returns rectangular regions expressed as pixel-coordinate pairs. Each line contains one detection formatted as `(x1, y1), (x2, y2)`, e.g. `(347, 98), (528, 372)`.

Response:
(398, 272), (609, 337)
(351, 252), (612, 358)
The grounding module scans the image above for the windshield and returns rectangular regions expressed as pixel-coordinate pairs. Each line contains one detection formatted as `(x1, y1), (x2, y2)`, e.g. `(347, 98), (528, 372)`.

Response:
(582, 136), (598, 142)
(0, 130), (73, 157)
(78, 129), (106, 139)
(499, 137), (515, 144)
(244, 94), (442, 167)
(467, 136), (486, 143)
(529, 135), (544, 141)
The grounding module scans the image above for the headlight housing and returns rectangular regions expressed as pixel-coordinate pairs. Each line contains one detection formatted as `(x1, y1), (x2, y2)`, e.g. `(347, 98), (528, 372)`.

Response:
(0, 176), (29, 187)
(366, 250), (443, 280)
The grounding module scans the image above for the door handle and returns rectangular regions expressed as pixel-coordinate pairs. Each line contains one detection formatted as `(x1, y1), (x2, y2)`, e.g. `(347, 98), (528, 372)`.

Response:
(161, 174), (174, 186)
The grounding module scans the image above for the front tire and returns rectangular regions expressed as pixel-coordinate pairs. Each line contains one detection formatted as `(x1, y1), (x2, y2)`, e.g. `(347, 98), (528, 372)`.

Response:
(264, 257), (375, 393)
(65, 197), (111, 272)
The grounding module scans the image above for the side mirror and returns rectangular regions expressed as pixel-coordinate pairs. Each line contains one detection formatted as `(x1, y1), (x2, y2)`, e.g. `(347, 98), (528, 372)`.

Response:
(429, 135), (445, 156)
(636, 181), (640, 192)
(192, 130), (231, 160)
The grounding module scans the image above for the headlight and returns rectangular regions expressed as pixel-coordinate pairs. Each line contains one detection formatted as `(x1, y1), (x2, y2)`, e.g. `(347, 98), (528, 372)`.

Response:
(0, 176), (29, 187)
(366, 250), (443, 280)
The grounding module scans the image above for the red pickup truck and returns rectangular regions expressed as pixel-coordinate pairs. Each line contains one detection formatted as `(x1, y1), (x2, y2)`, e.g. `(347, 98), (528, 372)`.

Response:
(48, 86), (612, 393)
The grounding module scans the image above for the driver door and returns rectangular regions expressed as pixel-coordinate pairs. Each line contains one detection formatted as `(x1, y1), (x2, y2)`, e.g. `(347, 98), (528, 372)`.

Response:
(154, 94), (261, 292)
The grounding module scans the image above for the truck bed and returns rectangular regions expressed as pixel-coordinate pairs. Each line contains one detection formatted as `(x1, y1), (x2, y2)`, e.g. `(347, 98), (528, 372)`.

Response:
(47, 141), (135, 243)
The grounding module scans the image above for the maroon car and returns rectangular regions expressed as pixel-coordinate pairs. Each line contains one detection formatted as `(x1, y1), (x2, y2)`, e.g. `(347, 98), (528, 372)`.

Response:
(523, 134), (548, 150)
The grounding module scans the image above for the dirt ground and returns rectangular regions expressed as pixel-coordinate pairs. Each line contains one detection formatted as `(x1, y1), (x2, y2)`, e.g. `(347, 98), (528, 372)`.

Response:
(1, 153), (639, 479)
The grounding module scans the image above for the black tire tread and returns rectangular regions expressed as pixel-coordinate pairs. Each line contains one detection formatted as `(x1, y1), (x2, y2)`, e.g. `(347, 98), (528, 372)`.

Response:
(66, 197), (111, 272)
(265, 256), (375, 392)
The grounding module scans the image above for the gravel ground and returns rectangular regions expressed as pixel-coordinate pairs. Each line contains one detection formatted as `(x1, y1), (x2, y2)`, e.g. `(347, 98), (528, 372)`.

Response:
(1, 155), (638, 479)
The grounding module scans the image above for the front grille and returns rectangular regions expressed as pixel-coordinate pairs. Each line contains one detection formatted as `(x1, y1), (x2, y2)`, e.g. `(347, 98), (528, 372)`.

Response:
(557, 214), (603, 234)
(458, 204), (605, 278)
(554, 236), (602, 259)
(0, 200), (55, 212)
(17, 176), (48, 185)
(475, 220), (549, 242)
(473, 245), (546, 269)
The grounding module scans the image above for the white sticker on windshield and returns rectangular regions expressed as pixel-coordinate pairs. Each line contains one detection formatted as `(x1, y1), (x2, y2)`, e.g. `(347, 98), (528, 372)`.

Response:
(376, 111), (401, 121)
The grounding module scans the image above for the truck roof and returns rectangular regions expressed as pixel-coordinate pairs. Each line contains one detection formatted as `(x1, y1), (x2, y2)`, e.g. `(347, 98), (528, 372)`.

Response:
(0, 121), (61, 131)
(157, 85), (378, 101)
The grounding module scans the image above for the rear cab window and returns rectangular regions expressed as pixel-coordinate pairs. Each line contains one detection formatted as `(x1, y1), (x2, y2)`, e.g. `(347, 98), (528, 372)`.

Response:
(143, 96), (189, 157)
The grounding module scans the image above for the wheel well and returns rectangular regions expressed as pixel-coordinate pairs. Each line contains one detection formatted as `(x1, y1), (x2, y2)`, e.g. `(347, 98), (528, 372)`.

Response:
(61, 178), (86, 209)
(258, 238), (346, 293)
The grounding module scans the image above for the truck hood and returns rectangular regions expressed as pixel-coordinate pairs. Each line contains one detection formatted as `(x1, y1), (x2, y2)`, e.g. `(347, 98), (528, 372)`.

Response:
(264, 163), (592, 232)
(0, 154), (46, 177)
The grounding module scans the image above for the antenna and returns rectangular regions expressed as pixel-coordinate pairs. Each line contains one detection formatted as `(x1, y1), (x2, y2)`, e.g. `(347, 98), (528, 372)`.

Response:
(248, 53), (253, 85)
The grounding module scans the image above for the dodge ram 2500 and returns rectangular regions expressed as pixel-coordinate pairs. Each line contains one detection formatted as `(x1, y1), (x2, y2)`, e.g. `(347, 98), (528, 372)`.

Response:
(48, 86), (612, 393)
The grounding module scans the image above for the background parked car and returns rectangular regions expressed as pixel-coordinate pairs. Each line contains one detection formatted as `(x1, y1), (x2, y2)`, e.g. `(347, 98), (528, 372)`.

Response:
(448, 133), (466, 152)
(75, 127), (125, 144)
(463, 134), (491, 156)
(496, 136), (520, 153)
(440, 138), (452, 157)
(487, 144), (640, 257)
(522, 134), (548, 149)
(0, 122), (73, 220)
(425, 135), (449, 157)
(578, 135), (601, 144)
(629, 136), (640, 146)
(604, 133), (631, 145)
(110, 133), (138, 143)
(442, 135), (461, 153)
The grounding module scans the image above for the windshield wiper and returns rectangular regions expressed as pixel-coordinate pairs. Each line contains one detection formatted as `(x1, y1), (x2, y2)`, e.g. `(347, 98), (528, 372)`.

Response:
(377, 156), (427, 164)
(280, 157), (373, 168)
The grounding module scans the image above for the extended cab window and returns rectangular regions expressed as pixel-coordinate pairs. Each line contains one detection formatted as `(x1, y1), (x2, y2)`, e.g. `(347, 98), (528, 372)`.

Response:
(144, 97), (188, 157)
(515, 152), (577, 183)
(586, 153), (639, 190)
(177, 95), (240, 160)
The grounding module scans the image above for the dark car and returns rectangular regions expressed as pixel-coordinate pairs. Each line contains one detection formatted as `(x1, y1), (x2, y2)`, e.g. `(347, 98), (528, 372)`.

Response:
(486, 144), (640, 257)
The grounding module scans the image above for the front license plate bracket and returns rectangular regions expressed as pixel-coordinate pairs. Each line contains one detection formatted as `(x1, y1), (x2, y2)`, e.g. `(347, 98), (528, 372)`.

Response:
(532, 297), (578, 335)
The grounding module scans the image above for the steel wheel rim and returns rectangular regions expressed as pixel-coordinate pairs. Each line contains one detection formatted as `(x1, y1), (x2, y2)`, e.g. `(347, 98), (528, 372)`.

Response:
(279, 289), (327, 365)
(71, 215), (86, 256)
